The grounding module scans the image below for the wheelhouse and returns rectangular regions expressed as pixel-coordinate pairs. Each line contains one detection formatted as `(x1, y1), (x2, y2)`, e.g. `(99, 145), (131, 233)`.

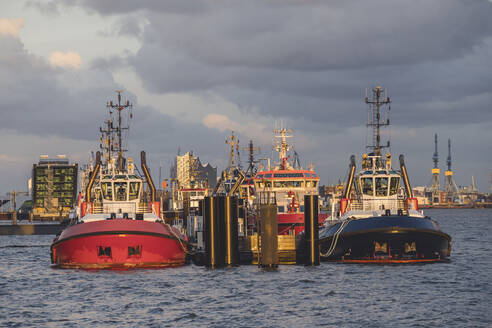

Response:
(253, 170), (319, 190)
(358, 170), (400, 198)
(97, 174), (143, 203)
(253, 169), (320, 214)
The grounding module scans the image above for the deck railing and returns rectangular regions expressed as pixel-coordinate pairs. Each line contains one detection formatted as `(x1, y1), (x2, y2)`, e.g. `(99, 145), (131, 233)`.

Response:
(347, 199), (406, 212)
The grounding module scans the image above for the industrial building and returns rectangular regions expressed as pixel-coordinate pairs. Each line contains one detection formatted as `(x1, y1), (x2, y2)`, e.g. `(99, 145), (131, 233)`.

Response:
(168, 151), (217, 212)
(32, 155), (78, 219)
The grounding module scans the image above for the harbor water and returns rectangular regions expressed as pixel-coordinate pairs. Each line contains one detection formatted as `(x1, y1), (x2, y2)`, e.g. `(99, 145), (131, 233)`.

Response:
(1, 209), (491, 327)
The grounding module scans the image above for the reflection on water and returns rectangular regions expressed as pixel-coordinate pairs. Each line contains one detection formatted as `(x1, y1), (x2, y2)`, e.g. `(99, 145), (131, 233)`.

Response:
(0, 209), (491, 327)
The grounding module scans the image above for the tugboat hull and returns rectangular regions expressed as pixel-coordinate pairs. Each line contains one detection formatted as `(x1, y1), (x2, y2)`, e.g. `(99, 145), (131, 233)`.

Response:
(278, 212), (328, 235)
(319, 216), (451, 263)
(51, 219), (187, 269)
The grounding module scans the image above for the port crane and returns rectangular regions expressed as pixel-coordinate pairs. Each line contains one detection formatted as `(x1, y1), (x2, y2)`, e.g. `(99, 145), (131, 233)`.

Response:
(431, 134), (440, 204)
(445, 138), (459, 202)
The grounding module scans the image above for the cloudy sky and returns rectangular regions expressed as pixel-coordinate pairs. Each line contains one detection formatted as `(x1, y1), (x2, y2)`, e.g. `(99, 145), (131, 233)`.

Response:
(1, 0), (491, 195)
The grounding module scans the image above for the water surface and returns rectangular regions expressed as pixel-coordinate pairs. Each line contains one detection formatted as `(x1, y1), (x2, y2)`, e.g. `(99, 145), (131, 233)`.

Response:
(1, 209), (491, 327)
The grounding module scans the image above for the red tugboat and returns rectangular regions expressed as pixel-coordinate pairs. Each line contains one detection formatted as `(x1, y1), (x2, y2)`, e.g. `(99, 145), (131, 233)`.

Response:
(51, 91), (187, 269)
(253, 128), (328, 235)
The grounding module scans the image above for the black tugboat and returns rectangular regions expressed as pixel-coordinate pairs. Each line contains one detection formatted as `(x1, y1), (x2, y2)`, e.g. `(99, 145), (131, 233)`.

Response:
(319, 87), (451, 263)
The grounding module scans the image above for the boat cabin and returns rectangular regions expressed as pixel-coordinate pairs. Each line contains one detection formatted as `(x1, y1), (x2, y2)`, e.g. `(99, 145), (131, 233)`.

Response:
(253, 170), (319, 213)
(359, 170), (400, 198)
(354, 154), (404, 212)
(94, 174), (143, 214)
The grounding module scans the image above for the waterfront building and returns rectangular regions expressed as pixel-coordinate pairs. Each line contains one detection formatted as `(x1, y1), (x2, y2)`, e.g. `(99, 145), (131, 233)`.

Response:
(32, 155), (78, 218)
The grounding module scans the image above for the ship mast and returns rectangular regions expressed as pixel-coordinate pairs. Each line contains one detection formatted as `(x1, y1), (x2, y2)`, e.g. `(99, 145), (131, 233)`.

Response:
(365, 86), (391, 168)
(225, 130), (239, 179)
(273, 128), (292, 170)
(107, 90), (132, 172)
(99, 115), (114, 163)
(243, 139), (260, 176)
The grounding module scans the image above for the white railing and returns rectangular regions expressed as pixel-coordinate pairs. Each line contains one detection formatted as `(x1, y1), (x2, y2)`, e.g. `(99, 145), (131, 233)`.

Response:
(347, 199), (405, 212)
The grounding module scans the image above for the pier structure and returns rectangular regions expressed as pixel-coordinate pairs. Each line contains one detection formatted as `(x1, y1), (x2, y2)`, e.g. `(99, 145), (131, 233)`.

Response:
(198, 192), (321, 267)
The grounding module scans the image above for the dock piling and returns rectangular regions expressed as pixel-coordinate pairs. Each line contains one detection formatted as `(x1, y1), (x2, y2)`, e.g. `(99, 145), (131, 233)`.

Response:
(224, 196), (239, 266)
(304, 195), (320, 266)
(204, 196), (224, 268)
(259, 203), (278, 268)
(203, 196), (240, 268)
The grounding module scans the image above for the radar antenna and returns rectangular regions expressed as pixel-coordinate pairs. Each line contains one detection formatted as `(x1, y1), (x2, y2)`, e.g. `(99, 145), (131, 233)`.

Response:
(365, 86), (391, 157)
(107, 90), (132, 172)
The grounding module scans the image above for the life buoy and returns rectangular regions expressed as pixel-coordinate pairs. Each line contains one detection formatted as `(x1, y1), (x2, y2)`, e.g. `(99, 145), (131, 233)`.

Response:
(287, 191), (299, 213)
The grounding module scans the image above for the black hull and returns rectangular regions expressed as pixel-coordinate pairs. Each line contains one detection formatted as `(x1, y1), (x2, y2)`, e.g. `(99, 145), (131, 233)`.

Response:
(319, 215), (451, 263)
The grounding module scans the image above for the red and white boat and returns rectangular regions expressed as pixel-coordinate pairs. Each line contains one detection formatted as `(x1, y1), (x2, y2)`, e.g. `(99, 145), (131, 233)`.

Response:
(51, 92), (187, 269)
(252, 128), (328, 235)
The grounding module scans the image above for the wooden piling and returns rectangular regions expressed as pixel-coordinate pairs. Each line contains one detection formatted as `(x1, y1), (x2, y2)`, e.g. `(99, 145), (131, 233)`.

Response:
(259, 203), (278, 268)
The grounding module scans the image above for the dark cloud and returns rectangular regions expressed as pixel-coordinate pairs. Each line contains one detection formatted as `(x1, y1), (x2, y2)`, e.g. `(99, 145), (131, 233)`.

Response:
(40, 0), (208, 16)
(84, 1), (491, 130)
(25, 0), (61, 16)
(0, 32), (231, 192)
(73, 0), (492, 70)
(0, 36), (115, 140)
(17, 0), (492, 192)
(47, 1), (492, 126)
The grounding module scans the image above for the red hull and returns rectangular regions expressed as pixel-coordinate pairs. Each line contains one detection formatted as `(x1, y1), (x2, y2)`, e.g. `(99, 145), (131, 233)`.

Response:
(51, 219), (187, 269)
(278, 213), (329, 235)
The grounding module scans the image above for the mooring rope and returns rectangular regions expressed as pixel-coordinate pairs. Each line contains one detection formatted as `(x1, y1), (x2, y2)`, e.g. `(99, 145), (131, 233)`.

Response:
(320, 218), (353, 258)
(162, 222), (194, 255)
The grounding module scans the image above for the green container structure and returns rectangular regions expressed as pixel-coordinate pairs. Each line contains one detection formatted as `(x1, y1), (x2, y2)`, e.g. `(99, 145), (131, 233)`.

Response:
(32, 156), (78, 219)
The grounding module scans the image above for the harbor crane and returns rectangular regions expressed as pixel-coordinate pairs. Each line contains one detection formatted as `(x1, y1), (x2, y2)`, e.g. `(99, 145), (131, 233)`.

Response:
(7, 190), (29, 224)
(431, 134), (440, 204)
(445, 138), (459, 202)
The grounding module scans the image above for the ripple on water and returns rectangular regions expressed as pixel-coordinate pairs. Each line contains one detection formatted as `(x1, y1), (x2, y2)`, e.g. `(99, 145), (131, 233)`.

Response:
(1, 209), (491, 327)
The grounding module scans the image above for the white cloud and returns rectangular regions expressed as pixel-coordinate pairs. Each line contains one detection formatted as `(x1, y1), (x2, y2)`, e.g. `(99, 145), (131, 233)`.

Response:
(0, 18), (24, 38)
(202, 113), (238, 132)
(49, 51), (82, 69)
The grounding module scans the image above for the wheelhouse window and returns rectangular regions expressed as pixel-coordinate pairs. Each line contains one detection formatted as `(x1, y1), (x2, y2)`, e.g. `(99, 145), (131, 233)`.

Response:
(257, 181), (272, 189)
(375, 177), (389, 197)
(101, 182), (113, 201)
(114, 182), (128, 201)
(273, 180), (303, 188)
(94, 189), (102, 201)
(129, 181), (140, 200)
(274, 181), (286, 188)
(389, 177), (400, 196)
(361, 177), (374, 196)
